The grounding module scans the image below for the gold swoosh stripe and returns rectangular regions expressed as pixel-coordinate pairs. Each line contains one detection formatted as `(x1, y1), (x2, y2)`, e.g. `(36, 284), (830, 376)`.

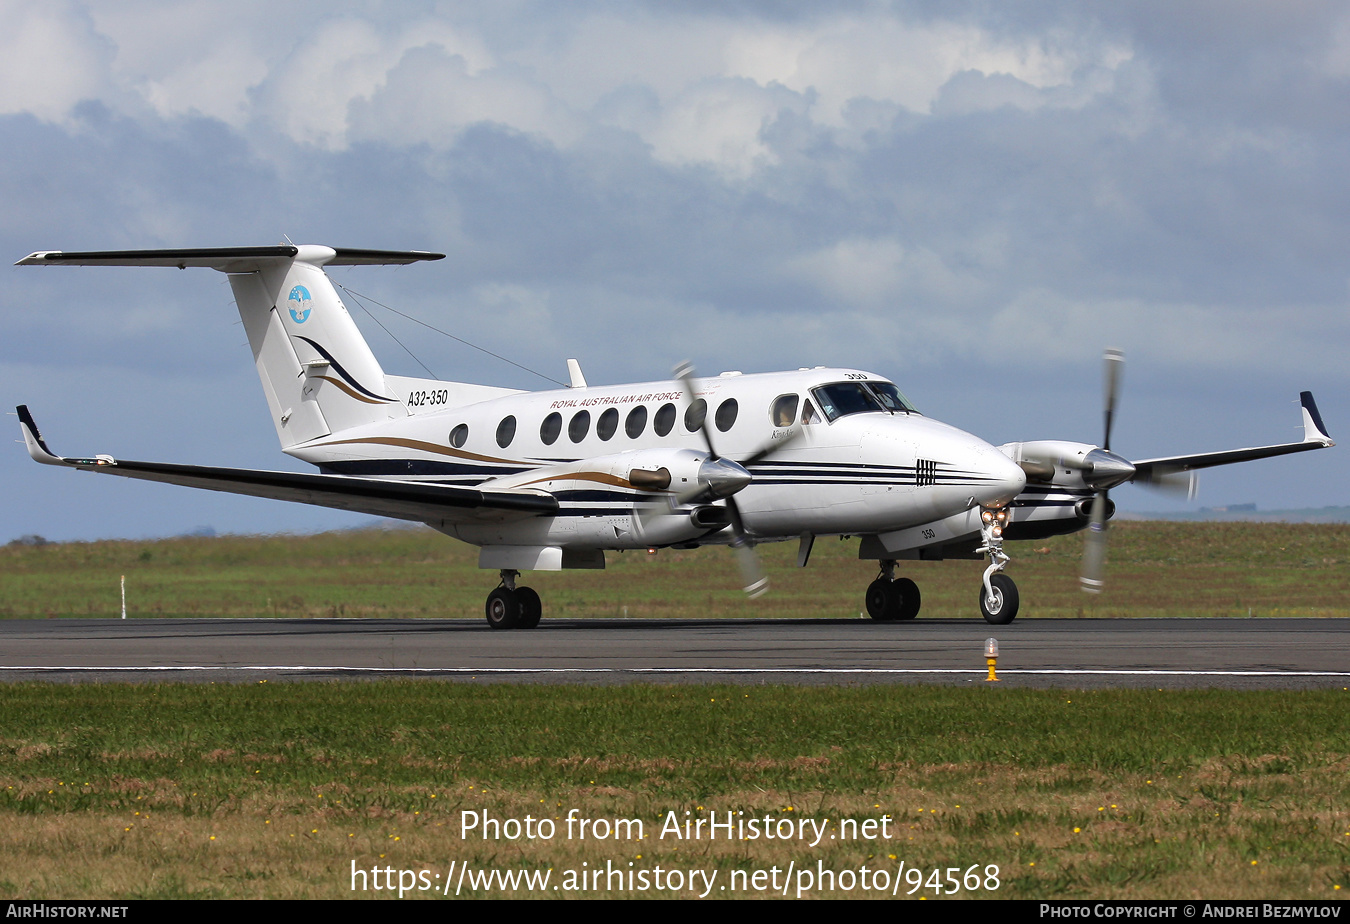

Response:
(516, 471), (636, 490)
(314, 436), (521, 466)
(315, 376), (391, 405)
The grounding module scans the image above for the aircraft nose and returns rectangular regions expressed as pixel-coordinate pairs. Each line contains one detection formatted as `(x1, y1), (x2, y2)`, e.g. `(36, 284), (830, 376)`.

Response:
(973, 446), (1026, 508)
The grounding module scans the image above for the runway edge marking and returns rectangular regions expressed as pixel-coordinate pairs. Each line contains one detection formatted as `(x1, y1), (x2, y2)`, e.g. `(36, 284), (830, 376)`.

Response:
(2, 666), (1349, 677)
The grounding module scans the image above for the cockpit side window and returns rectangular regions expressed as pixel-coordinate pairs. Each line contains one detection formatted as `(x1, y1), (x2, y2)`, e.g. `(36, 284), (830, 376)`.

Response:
(811, 382), (884, 422)
(801, 400), (821, 425)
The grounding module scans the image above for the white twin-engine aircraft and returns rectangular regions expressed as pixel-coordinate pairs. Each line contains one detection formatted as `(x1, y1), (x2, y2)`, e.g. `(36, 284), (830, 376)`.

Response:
(15, 245), (1335, 627)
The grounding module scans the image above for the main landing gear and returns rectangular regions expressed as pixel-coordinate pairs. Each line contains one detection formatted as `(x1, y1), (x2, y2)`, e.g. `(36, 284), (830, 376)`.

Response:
(485, 569), (542, 630)
(865, 560), (921, 621)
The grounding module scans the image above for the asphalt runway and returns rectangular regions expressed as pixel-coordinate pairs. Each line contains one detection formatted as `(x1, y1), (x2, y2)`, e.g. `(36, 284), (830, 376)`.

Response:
(0, 616), (1345, 687)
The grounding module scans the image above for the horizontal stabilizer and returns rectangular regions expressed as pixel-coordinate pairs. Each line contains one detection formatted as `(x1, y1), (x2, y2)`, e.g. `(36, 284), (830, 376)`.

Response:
(15, 406), (554, 524)
(16, 246), (445, 271)
(326, 248), (446, 266)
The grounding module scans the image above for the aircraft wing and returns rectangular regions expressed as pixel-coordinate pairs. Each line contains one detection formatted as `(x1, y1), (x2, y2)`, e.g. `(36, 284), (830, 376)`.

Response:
(16, 406), (556, 525)
(1131, 391), (1333, 486)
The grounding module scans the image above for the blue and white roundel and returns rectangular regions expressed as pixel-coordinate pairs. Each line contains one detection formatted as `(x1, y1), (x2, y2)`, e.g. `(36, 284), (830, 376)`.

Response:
(287, 285), (312, 323)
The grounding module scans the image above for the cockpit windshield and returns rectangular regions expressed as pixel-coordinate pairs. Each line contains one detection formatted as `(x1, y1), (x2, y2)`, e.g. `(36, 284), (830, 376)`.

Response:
(869, 381), (919, 414)
(811, 383), (882, 421)
(811, 381), (919, 422)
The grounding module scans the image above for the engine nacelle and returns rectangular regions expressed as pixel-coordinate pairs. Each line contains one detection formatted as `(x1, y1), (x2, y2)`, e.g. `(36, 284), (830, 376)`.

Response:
(1000, 482), (1117, 542)
(479, 448), (745, 547)
(999, 440), (1135, 491)
(481, 447), (730, 496)
(1000, 440), (1098, 486)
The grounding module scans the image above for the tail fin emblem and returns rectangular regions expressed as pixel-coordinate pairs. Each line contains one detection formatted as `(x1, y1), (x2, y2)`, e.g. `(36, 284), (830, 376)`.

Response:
(287, 285), (312, 323)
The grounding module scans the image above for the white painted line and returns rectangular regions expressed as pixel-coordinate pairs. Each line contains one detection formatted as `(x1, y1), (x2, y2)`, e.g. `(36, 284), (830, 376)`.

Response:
(0, 665), (1348, 677)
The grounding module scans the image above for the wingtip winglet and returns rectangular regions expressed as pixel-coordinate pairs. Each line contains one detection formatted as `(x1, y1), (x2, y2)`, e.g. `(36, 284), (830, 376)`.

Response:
(16, 405), (63, 465)
(1299, 391), (1333, 445)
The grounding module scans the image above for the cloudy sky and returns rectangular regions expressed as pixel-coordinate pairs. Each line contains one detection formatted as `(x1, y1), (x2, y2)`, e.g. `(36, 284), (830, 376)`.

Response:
(2, 0), (1347, 542)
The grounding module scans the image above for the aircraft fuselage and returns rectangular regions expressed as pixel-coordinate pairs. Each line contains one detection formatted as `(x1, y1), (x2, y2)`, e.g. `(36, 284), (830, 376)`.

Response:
(288, 367), (1028, 552)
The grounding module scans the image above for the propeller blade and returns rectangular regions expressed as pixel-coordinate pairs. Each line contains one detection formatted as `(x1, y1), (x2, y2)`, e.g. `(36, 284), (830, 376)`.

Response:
(642, 363), (767, 597)
(1102, 348), (1124, 451)
(740, 424), (803, 467)
(734, 540), (768, 598)
(723, 493), (748, 535)
(726, 498), (767, 596)
(1134, 465), (1198, 500)
(634, 494), (677, 533)
(674, 360), (719, 459)
(1079, 490), (1111, 593)
(674, 360), (803, 469)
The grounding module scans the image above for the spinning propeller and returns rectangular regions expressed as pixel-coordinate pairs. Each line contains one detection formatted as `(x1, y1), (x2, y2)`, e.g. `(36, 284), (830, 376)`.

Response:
(1071, 349), (1196, 593)
(641, 362), (801, 598)
(1079, 349), (1126, 593)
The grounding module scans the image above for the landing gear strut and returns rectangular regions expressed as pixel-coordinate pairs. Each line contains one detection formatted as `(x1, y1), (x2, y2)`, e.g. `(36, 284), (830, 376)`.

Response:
(976, 507), (1019, 625)
(864, 559), (922, 621)
(485, 569), (543, 630)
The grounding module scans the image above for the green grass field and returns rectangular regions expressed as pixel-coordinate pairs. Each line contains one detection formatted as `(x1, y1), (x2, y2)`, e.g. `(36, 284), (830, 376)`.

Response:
(2, 520), (1348, 620)
(1, 522), (1347, 899)
(0, 683), (1347, 899)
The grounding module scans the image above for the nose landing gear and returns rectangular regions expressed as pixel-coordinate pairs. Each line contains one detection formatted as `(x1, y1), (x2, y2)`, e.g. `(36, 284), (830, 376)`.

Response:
(485, 569), (543, 630)
(978, 573), (1018, 625)
(976, 507), (1019, 625)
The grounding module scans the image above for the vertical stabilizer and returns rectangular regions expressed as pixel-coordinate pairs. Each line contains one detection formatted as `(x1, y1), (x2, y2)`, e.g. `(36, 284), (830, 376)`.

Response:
(228, 271), (333, 446)
(229, 246), (406, 446)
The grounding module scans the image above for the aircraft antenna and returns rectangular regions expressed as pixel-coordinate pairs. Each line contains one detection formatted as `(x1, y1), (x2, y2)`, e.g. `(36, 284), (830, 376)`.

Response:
(335, 283), (567, 387)
(340, 286), (440, 379)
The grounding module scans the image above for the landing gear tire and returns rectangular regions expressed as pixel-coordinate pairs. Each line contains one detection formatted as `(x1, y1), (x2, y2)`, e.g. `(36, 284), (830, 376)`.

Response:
(865, 579), (897, 621)
(894, 577), (921, 620)
(516, 586), (542, 629)
(485, 587), (521, 630)
(980, 573), (1019, 625)
(866, 578), (922, 621)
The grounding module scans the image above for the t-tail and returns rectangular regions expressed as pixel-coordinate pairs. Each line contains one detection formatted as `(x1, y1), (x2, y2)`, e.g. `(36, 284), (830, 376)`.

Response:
(16, 245), (444, 449)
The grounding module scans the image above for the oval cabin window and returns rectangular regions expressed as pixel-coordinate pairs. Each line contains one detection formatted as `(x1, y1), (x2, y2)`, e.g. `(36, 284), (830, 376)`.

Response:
(569, 410), (591, 443)
(715, 398), (738, 432)
(654, 402), (676, 436)
(540, 412), (562, 446)
(685, 398), (706, 432)
(495, 416), (516, 448)
(597, 407), (618, 441)
(625, 406), (648, 438)
(449, 424), (468, 448)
